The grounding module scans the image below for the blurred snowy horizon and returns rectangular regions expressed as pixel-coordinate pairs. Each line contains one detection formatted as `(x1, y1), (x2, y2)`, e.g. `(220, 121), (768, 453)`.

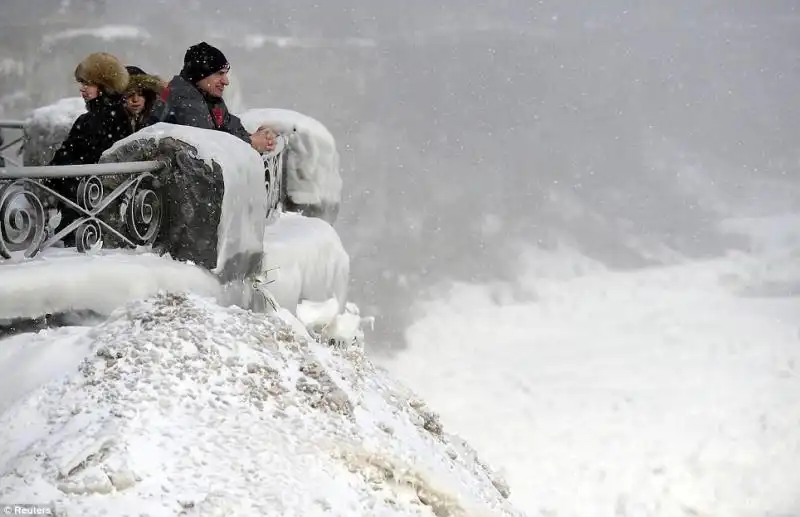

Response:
(3, 0), (800, 347)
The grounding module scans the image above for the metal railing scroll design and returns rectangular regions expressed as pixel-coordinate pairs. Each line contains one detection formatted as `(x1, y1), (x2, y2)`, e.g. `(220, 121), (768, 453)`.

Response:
(0, 180), (45, 259)
(0, 162), (164, 261)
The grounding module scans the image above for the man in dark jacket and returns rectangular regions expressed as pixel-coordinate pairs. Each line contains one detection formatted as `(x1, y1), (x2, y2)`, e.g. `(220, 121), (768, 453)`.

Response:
(148, 42), (275, 153)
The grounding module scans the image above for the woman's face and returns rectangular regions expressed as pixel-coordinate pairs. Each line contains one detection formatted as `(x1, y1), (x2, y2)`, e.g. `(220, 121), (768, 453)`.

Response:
(126, 91), (145, 115)
(79, 81), (99, 101)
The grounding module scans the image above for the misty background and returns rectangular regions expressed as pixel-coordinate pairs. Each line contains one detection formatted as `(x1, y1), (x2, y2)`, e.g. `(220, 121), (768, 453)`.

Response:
(2, 0), (799, 349)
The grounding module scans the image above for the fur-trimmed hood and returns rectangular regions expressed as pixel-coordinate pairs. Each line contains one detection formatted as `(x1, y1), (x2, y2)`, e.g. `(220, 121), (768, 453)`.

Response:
(125, 73), (165, 96)
(74, 52), (129, 94)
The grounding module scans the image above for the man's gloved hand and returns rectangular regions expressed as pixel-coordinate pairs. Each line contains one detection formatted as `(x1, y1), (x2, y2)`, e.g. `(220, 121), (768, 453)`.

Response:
(250, 126), (277, 153)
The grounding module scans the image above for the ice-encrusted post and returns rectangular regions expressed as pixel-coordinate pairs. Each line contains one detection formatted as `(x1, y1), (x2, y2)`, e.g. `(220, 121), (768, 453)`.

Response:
(240, 108), (342, 225)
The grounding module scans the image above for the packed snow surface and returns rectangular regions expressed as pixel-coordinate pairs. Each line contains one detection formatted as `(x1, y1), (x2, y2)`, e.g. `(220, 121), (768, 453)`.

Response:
(0, 249), (221, 321)
(0, 293), (519, 517)
(0, 326), (92, 416)
(384, 249), (800, 517)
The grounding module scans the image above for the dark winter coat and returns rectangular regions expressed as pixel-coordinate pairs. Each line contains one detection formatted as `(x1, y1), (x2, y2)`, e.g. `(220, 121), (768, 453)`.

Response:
(146, 74), (251, 144)
(45, 93), (132, 219)
(49, 93), (132, 166)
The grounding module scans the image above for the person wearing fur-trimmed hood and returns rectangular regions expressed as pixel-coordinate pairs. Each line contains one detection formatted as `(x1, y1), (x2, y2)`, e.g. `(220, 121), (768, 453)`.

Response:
(123, 65), (164, 132)
(47, 52), (132, 247)
(49, 52), (133, 166)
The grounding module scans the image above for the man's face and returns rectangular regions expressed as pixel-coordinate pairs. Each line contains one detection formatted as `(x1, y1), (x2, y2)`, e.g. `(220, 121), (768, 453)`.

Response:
(197, 68), (230, 98)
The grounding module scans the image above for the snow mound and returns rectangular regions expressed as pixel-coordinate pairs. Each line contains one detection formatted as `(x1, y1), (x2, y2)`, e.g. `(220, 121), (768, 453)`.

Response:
(262, 212), (350, 314)
(0, 249), (222, 321)
(22, 97), (85, 165)
(0, 293), (519, 517)
(0, 326), (93, 416)
(240, 108), (342, 223)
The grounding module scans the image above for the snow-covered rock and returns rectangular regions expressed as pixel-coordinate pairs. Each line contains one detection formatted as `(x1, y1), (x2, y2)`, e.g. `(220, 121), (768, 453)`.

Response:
(262, 211), (350, 314)
(241, 108), (342, 224)
(102, 123), (267, 285)
(0, 293), (520, 517)
(21, 97), (85, 165)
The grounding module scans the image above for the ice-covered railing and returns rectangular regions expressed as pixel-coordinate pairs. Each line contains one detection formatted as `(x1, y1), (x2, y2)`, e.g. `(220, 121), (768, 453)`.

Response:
(0, 118), (289, 263)
(264, 133), (287, 222)
(0, 120), (24, 167)
(0, 159), (164, 260)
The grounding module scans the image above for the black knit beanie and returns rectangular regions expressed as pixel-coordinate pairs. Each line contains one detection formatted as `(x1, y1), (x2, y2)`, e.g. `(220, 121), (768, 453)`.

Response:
(180, 42), (229, 83)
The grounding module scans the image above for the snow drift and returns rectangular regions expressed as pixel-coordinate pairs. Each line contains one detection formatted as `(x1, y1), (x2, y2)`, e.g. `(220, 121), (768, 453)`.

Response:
(0, 292), (519, 517)
(386, 251), (800, 517)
